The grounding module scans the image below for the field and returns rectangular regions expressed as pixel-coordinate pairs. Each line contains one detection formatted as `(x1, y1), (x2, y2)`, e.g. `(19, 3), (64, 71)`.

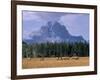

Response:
(22, 57), (89, 69)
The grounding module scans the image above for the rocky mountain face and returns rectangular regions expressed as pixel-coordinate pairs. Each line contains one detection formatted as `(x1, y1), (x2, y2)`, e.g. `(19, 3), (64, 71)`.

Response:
(24, 21), (85, 44)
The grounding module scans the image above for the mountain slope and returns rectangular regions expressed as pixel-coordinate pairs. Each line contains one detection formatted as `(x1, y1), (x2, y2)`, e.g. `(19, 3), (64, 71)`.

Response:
(24, 21), (85, 44)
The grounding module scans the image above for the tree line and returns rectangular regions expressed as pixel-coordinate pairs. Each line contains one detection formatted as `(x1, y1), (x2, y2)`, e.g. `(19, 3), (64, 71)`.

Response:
(22, 41), (89, 59)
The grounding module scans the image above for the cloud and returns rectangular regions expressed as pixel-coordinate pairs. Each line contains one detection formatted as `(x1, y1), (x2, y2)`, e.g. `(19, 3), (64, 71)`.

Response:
(36, 12), (66, 22)
(22, 11), (42, 21)
(59, 13), (89, 40)
(23, 30), (33, 40)
(23, 11), (66, 22)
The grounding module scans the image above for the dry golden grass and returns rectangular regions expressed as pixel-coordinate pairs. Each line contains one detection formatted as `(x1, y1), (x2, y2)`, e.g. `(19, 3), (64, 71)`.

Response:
(22, 57), (89, 69)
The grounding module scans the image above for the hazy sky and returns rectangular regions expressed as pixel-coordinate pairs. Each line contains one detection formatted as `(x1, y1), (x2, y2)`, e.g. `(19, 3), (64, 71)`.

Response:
(22, 10), (89, 41)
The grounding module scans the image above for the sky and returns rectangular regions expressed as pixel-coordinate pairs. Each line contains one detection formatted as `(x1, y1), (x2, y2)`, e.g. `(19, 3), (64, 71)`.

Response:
(22, 10), (89, 41)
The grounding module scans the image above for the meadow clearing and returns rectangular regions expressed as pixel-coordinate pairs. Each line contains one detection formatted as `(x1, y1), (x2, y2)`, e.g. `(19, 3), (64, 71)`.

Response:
(22, 57), (89, 69)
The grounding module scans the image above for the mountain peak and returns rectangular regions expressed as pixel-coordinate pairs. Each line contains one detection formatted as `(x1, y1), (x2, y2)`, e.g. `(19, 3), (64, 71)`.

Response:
(24, 21), (85, 44)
